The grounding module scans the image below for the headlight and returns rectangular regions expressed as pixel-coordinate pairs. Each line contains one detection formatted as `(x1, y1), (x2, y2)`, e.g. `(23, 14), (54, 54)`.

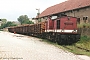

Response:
(61, 29), (64, 33)
(72, 29), (77, 33)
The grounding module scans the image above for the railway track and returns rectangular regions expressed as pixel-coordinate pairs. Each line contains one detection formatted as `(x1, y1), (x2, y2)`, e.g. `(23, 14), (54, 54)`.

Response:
(62, 45), (90, 53)
(75, 45), (90, 52)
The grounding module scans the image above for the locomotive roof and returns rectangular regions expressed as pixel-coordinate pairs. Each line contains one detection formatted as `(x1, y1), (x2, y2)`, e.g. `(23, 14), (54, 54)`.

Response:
(39, 0), (90, 18)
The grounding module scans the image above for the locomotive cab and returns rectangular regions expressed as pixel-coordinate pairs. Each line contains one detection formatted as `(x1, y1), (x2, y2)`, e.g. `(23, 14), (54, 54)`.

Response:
(45, 16), (80, 45)
(59, 16), (77, 33)
(45, 16), (77, 33)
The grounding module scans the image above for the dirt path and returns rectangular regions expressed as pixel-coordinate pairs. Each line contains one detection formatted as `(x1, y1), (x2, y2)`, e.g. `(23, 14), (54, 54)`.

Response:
(0, 31), (89, 60)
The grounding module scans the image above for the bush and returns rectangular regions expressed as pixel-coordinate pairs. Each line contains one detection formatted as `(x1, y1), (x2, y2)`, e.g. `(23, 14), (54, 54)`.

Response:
(77, 23), (90, 28)
(78, 35), (90, 43)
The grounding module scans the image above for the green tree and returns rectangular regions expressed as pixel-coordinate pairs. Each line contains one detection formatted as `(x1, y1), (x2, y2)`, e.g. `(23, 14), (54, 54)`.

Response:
(7, 21), (17, 26)
(0, 21), (17, 29)
(17, 15), (34, 25)
(1, 19), (7, 23)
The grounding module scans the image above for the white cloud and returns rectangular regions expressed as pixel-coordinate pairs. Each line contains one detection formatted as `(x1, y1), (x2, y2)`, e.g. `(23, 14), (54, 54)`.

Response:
(0, 0), (67, 21)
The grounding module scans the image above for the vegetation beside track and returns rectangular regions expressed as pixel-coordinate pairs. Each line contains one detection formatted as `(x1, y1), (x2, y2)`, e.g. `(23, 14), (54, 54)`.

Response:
(61, 35), (90, 56)
(41, 35), (90, 56)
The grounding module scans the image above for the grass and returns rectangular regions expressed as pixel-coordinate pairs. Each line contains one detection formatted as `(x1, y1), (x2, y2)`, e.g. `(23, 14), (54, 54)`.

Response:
(41, 35), (90, 56)
(63, 35), (90, 56)
(63, 45), (90, 56)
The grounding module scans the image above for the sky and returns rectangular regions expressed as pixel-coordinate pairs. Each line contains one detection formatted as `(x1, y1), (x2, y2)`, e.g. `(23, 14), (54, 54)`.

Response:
(0, 0), (67, 21)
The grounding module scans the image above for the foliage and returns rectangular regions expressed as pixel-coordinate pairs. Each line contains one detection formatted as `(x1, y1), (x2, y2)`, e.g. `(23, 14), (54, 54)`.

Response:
(17, 15), (34, 25)
(0, 21), (17, 29)
(1, 19), (7, 23)
(77, 23), (90, 28)
(78, 35), (90, 43)
(28, 20), (34, 24)
(65, 35), (90, 56)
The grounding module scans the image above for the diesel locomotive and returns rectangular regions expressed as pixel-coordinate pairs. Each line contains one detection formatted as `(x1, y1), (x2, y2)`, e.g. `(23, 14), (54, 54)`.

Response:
(8, 16), (80, 45)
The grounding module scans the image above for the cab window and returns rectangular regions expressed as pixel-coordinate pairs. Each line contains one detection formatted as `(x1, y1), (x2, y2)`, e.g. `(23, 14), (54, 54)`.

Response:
(57, 20), (60, 29)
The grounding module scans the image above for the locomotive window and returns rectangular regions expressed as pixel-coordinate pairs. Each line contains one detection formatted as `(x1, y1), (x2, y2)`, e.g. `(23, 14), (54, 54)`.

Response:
(57, 20), (60, 29)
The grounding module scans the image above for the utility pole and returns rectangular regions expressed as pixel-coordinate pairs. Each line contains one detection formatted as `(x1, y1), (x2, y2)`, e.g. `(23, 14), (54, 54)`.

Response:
(36, 8), (40, 23)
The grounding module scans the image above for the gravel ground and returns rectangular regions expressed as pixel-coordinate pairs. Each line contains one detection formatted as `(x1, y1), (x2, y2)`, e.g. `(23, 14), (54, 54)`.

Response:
(0, 31), (90, 60)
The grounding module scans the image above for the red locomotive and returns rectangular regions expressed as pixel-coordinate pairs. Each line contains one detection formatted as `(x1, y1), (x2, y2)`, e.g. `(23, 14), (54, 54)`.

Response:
(44, 16), (80, 44)
(8, 16), (80, 45)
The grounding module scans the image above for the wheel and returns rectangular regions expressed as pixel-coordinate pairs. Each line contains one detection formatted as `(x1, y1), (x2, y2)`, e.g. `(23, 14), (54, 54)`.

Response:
(56, 35), (62, 45)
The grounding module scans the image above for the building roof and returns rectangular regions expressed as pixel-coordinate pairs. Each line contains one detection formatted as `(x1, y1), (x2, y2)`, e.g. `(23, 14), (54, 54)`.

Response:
(39, 0), (90, 18)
